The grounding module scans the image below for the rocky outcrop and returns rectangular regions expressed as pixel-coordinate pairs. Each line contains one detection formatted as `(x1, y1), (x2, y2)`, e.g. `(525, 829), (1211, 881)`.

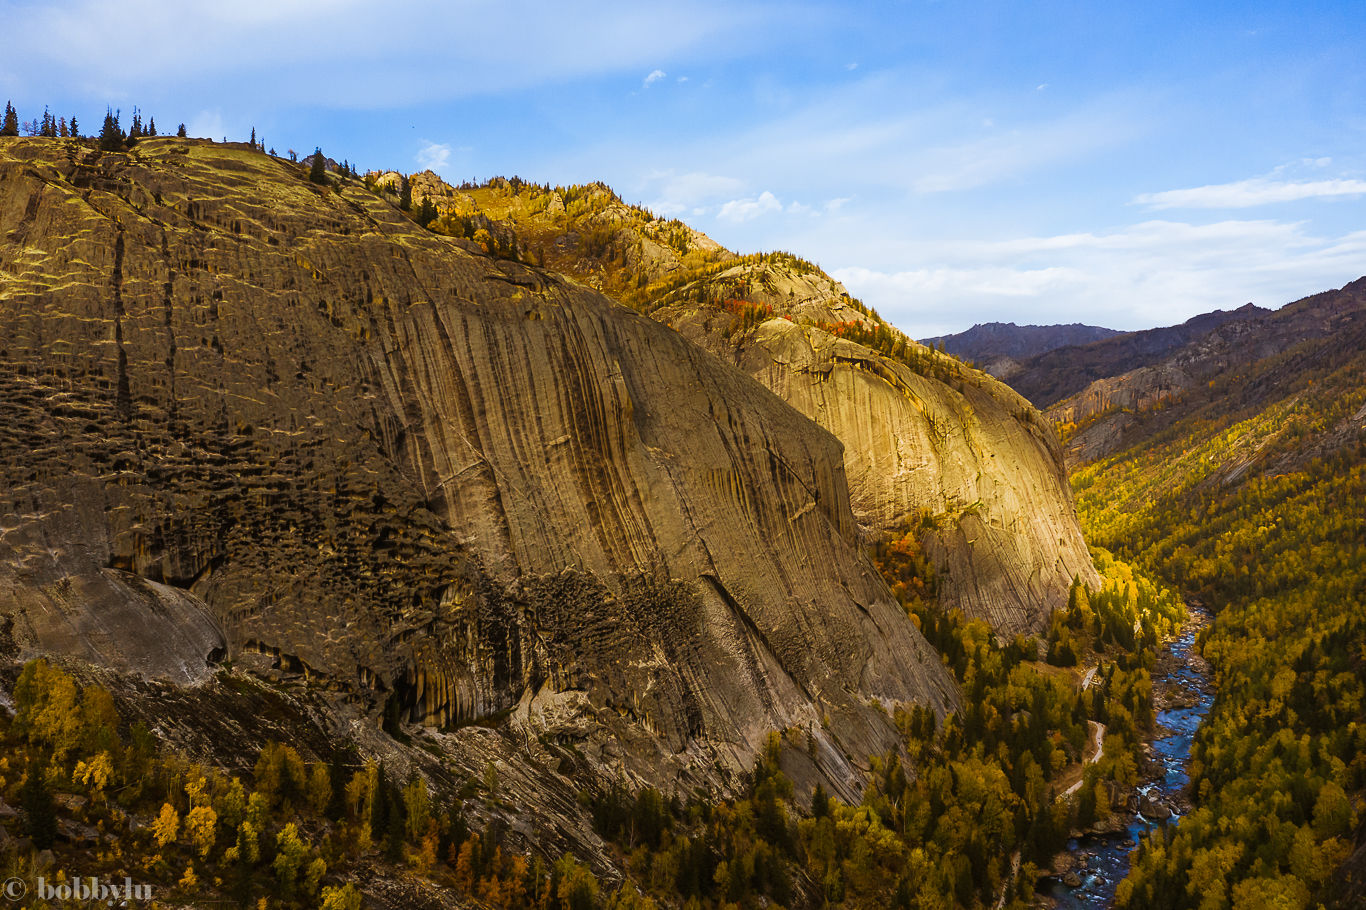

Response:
(409, 177), (1101, 634)
(0, 137), (956, 793)
(655, 297), (1099, 634)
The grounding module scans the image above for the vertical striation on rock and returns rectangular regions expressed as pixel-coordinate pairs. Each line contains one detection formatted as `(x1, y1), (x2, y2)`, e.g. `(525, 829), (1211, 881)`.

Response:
(404, 178), (1101, 633)
(0, 137), (956, 792)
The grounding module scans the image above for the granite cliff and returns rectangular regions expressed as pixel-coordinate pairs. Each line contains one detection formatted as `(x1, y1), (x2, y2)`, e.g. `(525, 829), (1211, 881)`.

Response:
(396, 176), (1099, 632)
(0, 137), (957, 802)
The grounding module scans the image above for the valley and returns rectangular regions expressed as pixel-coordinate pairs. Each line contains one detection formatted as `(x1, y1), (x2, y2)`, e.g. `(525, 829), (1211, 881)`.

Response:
(0, 126), (1360, 910)
(1044, 605), (1214, 908)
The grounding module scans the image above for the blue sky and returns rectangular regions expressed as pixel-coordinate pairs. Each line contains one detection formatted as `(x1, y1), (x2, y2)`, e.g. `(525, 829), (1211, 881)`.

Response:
(3, 0), (1363, 337)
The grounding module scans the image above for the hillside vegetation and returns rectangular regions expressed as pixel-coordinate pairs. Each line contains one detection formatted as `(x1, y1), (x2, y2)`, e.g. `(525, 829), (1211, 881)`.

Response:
(1062, 282), (1366, 908)
(0, 545), (1183, 910)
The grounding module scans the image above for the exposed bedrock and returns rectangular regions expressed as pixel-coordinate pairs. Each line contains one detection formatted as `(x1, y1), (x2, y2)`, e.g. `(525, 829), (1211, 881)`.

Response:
(0, 137), (955, 791)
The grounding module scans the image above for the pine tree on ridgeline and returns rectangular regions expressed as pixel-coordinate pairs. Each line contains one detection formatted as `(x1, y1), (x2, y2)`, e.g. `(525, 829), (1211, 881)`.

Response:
(2, 101), (19, 136)
(147, 116), (156, 136)
(69, 115), (79, 138)
(177, 122), (187, 138)
(308, 147), (327, 185)
(99, 108), (124, 151)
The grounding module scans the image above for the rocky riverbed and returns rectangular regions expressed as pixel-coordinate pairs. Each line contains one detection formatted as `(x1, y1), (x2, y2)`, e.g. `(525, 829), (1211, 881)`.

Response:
(1040, 604), (1214, 907)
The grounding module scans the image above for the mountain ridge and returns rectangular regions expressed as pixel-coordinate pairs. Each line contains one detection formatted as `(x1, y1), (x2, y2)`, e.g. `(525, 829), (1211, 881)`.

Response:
(1002, 302), (1269, 407)
(0, 136), (958, 806)
(394, 171), (1100, 632)
(924, 320), (1123, 378)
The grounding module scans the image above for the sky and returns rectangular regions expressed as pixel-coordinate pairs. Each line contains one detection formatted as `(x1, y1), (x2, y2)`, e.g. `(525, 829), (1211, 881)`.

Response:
(2, 0), (1364, 338)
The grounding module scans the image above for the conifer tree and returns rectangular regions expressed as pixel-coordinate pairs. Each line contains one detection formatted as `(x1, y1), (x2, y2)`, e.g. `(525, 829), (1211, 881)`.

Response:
(399, 175), (412, 211)
(417, 196), (437, 228)
(308, 147), (327, 185)
(99, 108), (124, 151)
(250, 126), (256, 148)
(177, 122), (187, 138)
(1, 101), (17, 136)
(69, 115), (78, 137)
(147, 116), (156, 136)
(20, 756), (57, 849)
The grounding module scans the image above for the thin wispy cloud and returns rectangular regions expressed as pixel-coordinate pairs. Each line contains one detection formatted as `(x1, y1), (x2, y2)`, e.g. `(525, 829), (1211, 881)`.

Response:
(641, 170), (746, 215)
(0, 0), (765, 107)
(186, 109), (226, 141)
(834, 218), (1366, 337)
(910, 101), (1146, 193)
(643, 69), (667, 87)
(1136, 176), (1366, 209)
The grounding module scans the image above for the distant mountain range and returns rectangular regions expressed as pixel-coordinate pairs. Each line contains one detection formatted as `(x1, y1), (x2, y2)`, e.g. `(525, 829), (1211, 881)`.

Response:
(923, 321), (1123, 375)
(935, 306), (1269, 407)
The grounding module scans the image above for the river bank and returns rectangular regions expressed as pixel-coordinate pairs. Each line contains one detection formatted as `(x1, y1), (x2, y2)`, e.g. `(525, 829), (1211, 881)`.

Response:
(1039, 603), (1215, 907)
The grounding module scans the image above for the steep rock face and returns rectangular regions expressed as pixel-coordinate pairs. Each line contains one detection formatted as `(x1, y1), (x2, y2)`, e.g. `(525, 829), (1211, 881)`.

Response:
(0, 137), (955, 789)
(405, 178), (1100, 633)
(656, 298), (1099, 634)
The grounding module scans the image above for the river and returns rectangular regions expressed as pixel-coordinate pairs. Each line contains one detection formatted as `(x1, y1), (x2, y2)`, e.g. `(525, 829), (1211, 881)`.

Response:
(1040, 604), (1215, 908)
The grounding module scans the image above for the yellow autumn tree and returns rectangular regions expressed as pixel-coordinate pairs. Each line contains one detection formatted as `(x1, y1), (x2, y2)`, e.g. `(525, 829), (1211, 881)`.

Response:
(153, 802), (181, 847)
(320, 883), (362, 910)
(13, 659), (83, 759)
(185, 805), (218, 858)
(73, 751), (114, 797)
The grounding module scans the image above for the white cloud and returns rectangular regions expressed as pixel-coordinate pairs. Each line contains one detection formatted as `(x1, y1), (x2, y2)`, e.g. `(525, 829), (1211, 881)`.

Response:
(1035, 83), (1048, 91)
(677, 75), (689, 83)
(1135, 176), (1366, 209)
(717, 191), (783, 222)
(416, 141), (452, 171)
(846, 62), (858, 71)
(643, 69), (667, 87)
(835, 264), (1082, 300)
(832, 218), (1366, 337)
